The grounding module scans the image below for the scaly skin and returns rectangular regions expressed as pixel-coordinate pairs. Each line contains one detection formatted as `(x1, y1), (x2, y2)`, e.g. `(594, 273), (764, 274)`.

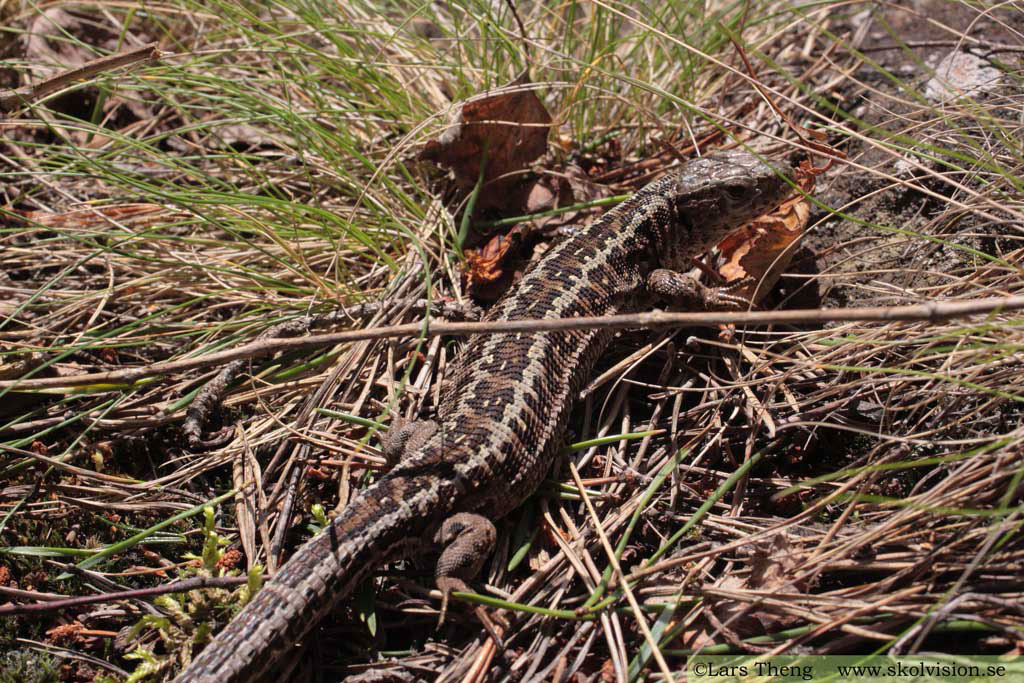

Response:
(175, 150), (794, 682)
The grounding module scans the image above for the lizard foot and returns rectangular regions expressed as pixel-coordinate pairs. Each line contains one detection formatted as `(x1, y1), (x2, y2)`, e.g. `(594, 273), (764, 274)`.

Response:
(647, 268), (754, 310)
(380, 416), (438, 468)
(435, 576), (507, 647)
(433, 512), (503, 645)
(696, 277), (756, 310)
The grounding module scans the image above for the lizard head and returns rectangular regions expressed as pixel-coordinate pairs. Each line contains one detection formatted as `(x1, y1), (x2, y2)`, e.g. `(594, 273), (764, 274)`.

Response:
(660, 149), (795, 268)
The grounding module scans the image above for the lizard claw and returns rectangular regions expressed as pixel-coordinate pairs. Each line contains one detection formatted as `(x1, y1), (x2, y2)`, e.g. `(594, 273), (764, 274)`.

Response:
(435, 576), (460, 629)
(700, 278), (756, 310)
(435, 576), (505, 648)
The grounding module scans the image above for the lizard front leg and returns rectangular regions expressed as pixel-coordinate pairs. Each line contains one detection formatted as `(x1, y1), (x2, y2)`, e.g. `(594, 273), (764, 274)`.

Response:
(647, 268), (753, 310)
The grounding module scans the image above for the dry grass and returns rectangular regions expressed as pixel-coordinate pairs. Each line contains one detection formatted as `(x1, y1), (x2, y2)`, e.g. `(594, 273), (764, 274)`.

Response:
(1, 0), (1023, 681)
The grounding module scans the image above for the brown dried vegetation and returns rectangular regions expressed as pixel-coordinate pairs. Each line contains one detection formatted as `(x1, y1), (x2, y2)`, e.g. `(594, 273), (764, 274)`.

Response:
(1, 0), (1023, 681)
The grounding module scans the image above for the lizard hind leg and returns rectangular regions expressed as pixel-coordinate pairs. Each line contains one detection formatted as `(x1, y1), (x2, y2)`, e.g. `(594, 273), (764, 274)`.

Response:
(433, 512), (506, 645)
(380, 416), (438, 468)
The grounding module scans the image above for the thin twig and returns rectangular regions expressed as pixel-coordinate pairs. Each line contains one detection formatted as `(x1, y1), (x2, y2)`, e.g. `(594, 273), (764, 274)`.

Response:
(0, 44), (162, 113)
(3, 295), (1024, 391)
(0, 575), (249, 617)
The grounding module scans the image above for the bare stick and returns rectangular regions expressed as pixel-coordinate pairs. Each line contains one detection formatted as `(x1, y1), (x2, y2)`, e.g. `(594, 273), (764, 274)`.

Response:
(3, 294), (1024, 391)
(0, 575), (249, 617)
(0, 44), (161, 113)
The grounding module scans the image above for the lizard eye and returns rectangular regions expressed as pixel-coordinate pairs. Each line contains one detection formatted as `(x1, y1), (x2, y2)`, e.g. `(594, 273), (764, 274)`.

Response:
(723, 182), (748, 201)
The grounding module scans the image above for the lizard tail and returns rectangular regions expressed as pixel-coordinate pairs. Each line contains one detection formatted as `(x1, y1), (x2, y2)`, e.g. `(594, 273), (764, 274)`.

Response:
(175, 472), (455, 682)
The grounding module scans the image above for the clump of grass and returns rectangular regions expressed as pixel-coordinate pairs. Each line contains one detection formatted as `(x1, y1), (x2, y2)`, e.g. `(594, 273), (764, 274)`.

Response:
(119, 507), (261, 681)
(0, 649), (61, 683)
(1, 0), (1023, 679)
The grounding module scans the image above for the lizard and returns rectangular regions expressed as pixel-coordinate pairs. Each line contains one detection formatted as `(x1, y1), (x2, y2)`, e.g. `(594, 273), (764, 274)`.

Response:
(173, 149), (795, 682)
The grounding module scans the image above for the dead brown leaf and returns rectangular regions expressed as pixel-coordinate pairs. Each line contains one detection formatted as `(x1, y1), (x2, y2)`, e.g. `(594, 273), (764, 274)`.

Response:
(463, 227), (527, 302)
(717, 189), (811, 306)
(680, 532), (810, 650)
(462, 164), (611, 299)
(10, 204), (181, 230)
(420, 73), (551, 214)
(710, 158), (824, 342)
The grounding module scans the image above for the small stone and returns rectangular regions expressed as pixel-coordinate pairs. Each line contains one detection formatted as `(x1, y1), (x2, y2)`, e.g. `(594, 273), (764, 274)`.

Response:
(924, 51), (1002, 103)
